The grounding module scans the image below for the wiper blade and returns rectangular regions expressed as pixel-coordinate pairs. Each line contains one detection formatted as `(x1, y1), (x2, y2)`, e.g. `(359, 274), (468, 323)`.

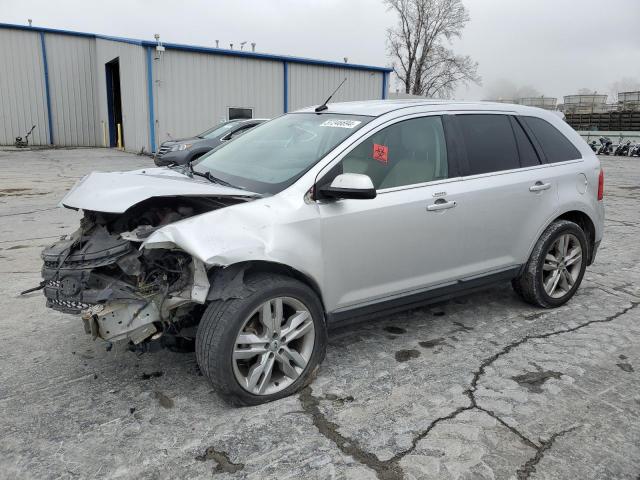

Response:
(187, 163), (246, 190)
(206, 173), (246, 190)
(192, 170), (215, 182)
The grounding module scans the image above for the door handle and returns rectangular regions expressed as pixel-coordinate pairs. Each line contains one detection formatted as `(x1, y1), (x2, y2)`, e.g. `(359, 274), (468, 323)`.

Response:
(529, 182), (551, 192)
(427, 199), (457, 211)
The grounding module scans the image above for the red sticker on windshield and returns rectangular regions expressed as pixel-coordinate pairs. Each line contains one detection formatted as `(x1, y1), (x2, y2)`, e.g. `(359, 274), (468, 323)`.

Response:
(373, 144), (388, 163)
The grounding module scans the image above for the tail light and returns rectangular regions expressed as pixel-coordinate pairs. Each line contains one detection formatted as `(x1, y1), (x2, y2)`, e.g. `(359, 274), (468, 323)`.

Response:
(597, 168), (604, 201)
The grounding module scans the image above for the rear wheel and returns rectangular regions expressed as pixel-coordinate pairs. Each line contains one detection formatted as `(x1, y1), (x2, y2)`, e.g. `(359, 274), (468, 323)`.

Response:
(512, 220), (588, 308)
(196, 272), (327, 406)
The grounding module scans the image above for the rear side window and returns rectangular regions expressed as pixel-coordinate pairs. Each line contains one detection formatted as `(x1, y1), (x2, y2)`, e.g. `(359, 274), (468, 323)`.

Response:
(510, 117), (540, 167)
(521, 116), (581, 163)
(457, 114), (520, 175)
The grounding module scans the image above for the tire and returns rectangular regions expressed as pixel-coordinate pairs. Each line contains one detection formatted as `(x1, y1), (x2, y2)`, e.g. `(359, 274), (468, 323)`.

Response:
(195, 272), (327, 406)
(512, 220), (588, 308)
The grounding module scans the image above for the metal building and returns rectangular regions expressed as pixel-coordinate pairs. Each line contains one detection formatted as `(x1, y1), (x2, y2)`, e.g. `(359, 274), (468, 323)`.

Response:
(0, 23), (391, 153)
(517, 97), (557, 110)
(618, 91), (640, 112)
(558, 94), (609, 114)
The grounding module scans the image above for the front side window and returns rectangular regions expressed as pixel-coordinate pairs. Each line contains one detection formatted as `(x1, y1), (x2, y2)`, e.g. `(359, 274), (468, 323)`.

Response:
(457, 114), (520, 175)
(194, 113), (371, 194)
(224, 124), (255, 141)
(339, 116), (449, 190)
(199, 121), (242, 139)
(521, 116), (581, 163)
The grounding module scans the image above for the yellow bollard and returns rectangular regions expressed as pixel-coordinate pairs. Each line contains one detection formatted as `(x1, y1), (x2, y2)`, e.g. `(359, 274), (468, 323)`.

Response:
(117, 123), (123, 150)
(102, 121), (107, 147)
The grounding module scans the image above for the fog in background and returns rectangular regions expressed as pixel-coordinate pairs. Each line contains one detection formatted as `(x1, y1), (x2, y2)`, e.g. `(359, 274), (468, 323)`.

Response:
(2, 0), (639, 102)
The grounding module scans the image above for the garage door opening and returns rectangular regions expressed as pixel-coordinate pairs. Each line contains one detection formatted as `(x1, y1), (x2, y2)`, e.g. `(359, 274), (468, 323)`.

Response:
(105, 58), (124, 148)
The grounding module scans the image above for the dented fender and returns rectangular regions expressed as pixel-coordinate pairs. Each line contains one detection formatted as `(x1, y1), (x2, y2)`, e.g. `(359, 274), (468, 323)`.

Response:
(142, 196), (324, 295)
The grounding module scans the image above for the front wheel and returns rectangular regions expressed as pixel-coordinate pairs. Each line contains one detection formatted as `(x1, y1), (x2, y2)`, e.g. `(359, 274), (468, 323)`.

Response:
(512, 220), (588, 308)
(196, 272), (327, 406)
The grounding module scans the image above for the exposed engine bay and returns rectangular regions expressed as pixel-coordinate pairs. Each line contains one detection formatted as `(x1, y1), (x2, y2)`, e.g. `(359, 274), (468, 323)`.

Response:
(41, 197), (237, 347)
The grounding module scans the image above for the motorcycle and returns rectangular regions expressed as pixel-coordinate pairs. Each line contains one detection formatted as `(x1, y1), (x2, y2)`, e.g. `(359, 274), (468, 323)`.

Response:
(629, 143), (640, 157)
(597, 137), (613, 155)
(614, 140), (631, 156)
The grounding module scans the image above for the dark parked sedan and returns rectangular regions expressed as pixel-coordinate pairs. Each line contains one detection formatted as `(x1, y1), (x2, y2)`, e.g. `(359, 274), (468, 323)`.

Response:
(154, 119), (267, 166)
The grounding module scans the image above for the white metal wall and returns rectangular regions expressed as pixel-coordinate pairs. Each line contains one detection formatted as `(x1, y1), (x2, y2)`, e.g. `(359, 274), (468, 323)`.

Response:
(153, 50), (284, 145)
(287, 64), (383, 112)
(0, 29), (50, 145)
(0, 25), (387, 151)
(95, 39), (150, 153)
(45, 33), (100, 146)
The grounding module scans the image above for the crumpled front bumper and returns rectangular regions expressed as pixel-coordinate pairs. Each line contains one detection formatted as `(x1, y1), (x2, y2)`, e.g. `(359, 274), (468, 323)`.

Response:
(81, 302), (161, 344)
(41, 225), (210, 344)
(41, 227), (136, 314)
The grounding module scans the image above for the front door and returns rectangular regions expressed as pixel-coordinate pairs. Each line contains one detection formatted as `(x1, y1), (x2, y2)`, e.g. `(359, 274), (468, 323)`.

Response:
(318, 115), (469, 312)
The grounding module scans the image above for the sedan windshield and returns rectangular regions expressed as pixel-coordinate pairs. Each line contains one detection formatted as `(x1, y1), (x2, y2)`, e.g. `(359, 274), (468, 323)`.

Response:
(193, 113), (371, 194)
(198, 121), (243, 139)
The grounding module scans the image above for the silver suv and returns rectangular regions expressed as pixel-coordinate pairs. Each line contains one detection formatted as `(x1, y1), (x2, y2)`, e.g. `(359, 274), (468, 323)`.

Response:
(41, 100), (604, 405)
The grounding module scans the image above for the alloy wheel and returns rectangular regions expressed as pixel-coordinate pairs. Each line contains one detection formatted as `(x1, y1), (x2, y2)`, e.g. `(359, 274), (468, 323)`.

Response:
(542, 233), (583, 299)
(232, 297), (315, 395)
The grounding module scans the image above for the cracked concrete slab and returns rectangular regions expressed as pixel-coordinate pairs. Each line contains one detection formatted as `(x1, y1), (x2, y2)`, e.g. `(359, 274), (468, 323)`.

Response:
(0, 149), (639, 479)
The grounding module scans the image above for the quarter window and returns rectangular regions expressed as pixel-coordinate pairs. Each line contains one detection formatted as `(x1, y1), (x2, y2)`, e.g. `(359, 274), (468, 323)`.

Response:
(457, 114), (520, 175)
(511, 117), (540, 167)
(340, 116), (449, 190)
(521, 116), (581, 163)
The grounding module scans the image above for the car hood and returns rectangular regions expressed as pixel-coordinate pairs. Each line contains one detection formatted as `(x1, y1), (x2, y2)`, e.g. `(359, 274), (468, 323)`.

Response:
(61, 167), (259, 214)
(161, 137), (210, 147)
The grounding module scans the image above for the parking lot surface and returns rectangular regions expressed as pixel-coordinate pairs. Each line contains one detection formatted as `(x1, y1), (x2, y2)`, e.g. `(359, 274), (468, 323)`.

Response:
(0, 148), (638, 480)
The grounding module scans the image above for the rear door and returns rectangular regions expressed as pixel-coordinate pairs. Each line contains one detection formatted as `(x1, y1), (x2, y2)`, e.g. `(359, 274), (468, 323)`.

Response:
(519, 115), (585, 222)
(449, 113), (559, 274)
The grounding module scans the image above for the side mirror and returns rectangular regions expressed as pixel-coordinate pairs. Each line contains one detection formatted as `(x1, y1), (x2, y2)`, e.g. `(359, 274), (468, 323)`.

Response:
(318, 173), (376, 200)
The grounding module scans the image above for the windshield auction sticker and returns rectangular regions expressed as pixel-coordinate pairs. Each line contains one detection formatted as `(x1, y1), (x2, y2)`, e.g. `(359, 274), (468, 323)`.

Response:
(319, 119), (362, 129)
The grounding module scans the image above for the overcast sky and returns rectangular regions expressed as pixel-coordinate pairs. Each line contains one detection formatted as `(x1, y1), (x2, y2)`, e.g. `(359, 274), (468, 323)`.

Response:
(3, 0), (639, 102)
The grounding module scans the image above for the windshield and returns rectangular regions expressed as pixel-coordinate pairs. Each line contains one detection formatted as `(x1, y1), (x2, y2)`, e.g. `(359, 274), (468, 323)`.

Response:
(198, 121), (243, 139)
(193, 113), (371, 194)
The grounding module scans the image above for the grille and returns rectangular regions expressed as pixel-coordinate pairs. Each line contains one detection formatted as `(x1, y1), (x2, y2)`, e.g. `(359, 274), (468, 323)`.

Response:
(157, 145), (171, 157)
(47, 298), (92, 313)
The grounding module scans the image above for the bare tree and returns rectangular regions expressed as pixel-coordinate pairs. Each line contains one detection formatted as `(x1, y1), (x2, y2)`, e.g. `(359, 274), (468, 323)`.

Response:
(385, 0), (480, 98)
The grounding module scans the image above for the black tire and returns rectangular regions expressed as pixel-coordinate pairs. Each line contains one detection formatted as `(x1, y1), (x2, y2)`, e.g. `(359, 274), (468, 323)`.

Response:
(195, 272), (327, 406)
(512, 220), (588, 308)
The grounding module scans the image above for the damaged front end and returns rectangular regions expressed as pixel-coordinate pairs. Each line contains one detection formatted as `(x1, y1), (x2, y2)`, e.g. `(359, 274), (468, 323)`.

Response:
(41, 198), (228, 346)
